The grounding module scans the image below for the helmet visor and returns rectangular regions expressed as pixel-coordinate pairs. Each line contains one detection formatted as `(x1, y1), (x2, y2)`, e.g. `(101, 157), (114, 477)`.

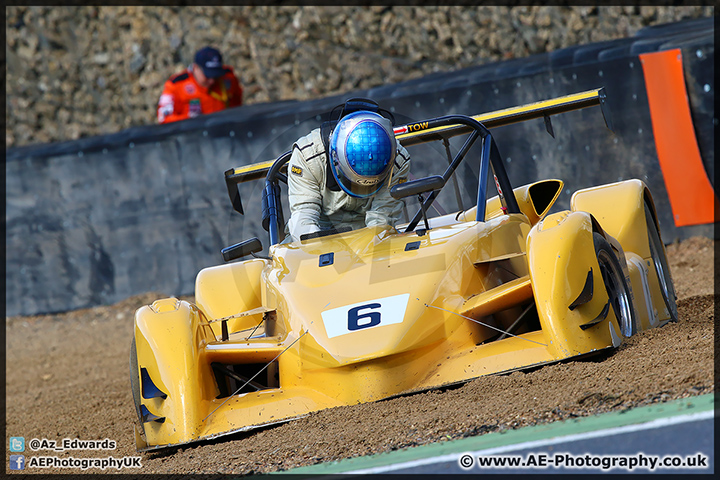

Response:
(331, 160), (391, 198)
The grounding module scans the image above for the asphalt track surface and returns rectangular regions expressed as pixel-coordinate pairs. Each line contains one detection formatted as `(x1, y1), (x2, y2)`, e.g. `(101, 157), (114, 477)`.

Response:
(287, 394), (714, 476)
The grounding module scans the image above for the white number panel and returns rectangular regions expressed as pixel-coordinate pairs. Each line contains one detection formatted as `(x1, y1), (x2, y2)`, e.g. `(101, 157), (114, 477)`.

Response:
(320, 293), (410, 338)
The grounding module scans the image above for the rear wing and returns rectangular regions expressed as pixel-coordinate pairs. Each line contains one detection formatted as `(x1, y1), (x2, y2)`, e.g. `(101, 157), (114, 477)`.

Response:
(224, 87), (612, 214)
(394, 87), (612, 146)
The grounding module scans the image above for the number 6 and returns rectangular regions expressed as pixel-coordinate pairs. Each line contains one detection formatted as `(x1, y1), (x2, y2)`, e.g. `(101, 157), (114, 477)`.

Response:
(347, 303), (381, 331)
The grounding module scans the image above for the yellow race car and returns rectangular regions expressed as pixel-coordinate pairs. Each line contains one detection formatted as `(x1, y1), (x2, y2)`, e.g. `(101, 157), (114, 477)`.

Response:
(130, 88), (677, 451)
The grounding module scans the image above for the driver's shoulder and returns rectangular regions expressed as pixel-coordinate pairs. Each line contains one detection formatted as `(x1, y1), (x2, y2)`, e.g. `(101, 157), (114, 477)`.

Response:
(291, 128), (326, 179)
(294, 129), (325, 162)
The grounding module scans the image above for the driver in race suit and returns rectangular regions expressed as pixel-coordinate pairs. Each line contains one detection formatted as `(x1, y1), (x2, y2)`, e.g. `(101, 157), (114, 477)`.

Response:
(287, 98), (410, 242)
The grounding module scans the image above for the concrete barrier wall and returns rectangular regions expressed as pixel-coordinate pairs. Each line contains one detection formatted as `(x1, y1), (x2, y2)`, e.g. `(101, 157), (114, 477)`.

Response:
(6, 17), (715, 316)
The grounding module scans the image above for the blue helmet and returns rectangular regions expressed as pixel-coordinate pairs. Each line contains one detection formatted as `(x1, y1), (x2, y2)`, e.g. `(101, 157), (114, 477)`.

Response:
(328, 111), (397, 198)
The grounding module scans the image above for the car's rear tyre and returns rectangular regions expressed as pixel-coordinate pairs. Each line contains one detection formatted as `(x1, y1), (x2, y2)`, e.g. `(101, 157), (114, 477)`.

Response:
(129, 336), (143, 425)
(645, 203), (678, 322)
(593, 232), (637, 337)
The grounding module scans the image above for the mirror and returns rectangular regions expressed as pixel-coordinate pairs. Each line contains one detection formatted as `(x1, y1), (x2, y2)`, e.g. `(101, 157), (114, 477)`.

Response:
(221, 237), (263, 262)
(390, 175), (445, 199)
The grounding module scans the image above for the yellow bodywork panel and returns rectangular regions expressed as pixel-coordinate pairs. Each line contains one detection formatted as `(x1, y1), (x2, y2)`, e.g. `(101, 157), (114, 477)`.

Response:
(459, 179), (564, 225)
(527, 211), (621, 359)
(195, 259), (273, 338)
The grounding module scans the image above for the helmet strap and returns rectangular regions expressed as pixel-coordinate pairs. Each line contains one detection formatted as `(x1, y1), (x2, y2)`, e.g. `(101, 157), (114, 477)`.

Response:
(325, 158), (342, 192)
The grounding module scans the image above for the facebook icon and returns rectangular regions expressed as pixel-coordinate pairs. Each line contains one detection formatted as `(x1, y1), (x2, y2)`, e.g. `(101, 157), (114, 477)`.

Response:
(9, 455), (25, 470)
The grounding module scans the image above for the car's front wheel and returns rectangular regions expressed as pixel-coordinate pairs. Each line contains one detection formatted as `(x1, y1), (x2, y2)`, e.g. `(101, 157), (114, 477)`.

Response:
(594, 232), (637, 337)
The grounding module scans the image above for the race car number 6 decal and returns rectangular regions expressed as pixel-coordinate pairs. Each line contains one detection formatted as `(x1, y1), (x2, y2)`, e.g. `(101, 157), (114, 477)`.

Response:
(321, 294), (410, 338)
(348, 303), (381, 331)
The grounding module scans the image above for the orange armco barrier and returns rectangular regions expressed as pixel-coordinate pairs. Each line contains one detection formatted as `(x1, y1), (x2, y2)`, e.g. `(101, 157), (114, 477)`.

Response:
(640, 48), (718, 227)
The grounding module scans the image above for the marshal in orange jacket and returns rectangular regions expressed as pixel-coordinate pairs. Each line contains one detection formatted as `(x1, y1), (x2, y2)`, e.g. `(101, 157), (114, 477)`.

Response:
(157, 66), (243, 124)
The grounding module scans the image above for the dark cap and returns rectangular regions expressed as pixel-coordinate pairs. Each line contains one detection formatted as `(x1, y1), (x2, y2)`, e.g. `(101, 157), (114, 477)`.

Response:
(194, 46), (225, 79)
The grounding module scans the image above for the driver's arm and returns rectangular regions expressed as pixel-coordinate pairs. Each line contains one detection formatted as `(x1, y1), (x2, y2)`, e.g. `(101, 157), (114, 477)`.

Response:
(287, 132), (325, 242)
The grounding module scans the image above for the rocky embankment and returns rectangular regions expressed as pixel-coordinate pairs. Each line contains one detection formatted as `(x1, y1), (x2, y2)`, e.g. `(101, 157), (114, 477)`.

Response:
(5, 5), (713, 148)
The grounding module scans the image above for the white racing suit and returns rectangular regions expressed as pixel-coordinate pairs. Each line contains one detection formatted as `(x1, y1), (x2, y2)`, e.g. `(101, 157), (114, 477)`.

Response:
(287, 128), (411, 242)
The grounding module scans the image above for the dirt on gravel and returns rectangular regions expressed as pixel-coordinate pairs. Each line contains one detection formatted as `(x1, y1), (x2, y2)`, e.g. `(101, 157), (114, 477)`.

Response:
(5, 236), (715, 475)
